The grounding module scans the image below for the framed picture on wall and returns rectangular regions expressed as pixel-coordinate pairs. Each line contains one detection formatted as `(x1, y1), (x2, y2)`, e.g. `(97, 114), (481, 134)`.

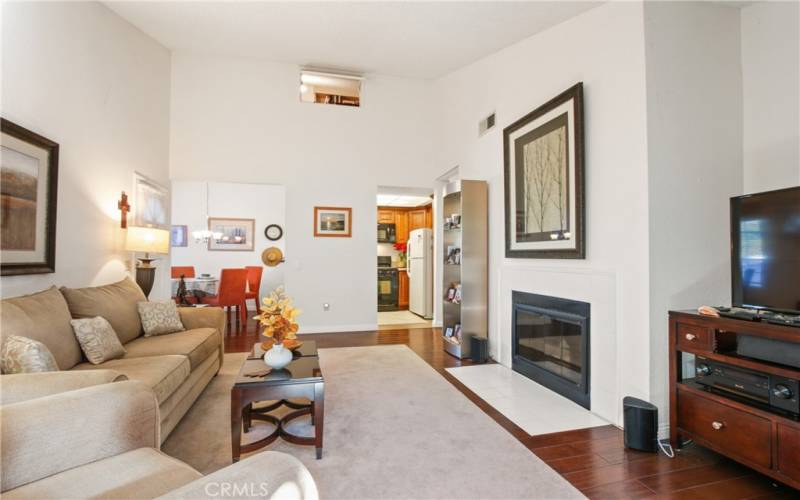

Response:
(133, 171), (169, 230)
(208, 217), (255, 251)
(314, 206), (352, 237)
(1, 118), (59, 276)
(503, 82), (585, 259)
(171, 225), (188, 247)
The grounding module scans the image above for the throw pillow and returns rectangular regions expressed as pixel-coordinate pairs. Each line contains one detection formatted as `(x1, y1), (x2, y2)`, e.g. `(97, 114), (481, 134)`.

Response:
(1, 335), (59, 374)
(138, 300), (185, 337)
(70, 316), (127, 365)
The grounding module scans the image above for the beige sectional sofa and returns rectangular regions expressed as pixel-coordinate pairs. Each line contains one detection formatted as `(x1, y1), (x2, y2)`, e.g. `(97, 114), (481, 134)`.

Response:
(0, 278), (319, 498)
(0, 278), (224, 441)
(1, 378), (318, 499)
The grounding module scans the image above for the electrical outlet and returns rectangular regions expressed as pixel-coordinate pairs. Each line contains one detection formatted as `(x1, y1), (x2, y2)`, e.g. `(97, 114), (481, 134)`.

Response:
(323, 303), (330, 311)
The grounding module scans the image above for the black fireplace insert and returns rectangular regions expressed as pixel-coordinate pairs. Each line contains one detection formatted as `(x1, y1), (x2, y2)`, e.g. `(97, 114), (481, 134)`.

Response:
(512, 291), (590, 409)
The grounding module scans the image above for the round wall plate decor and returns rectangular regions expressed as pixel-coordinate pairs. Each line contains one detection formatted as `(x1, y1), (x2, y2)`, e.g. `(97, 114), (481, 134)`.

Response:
(264, 224), (283, 241)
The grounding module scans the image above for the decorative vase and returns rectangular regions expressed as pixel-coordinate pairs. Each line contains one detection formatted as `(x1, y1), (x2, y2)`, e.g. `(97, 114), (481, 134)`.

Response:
(263, 341), (292, 369)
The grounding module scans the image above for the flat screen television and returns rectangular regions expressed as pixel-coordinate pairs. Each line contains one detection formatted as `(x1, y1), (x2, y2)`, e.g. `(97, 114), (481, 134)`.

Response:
(731, 186), (800, 314)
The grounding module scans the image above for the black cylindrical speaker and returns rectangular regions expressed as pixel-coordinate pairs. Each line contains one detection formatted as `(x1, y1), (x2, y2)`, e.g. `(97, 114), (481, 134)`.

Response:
(470, 337), (489, 363)
(623, 396), (658, 452)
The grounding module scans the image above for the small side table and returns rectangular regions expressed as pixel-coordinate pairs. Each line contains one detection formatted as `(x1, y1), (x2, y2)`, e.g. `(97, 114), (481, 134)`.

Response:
(231, 356), (324, 461)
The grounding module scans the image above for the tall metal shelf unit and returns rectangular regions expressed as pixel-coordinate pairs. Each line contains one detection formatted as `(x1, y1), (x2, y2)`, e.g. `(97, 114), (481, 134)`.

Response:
(441, 179), (488, 359)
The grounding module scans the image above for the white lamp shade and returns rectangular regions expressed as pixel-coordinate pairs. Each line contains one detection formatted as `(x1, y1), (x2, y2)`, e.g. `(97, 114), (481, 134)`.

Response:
(125, 226), (169, 254)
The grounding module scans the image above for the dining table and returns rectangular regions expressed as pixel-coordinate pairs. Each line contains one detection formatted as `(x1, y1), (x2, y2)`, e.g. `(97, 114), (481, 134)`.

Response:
(170, 276), (219, 297)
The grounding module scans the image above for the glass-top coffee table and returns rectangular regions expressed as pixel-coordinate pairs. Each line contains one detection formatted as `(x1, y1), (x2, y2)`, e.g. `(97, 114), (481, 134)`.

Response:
(248, 340), (318, 360)
(231, 341), (324, 461)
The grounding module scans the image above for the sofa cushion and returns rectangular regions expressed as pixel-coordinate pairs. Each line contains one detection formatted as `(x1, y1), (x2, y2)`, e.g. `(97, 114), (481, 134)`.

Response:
(72, 355), (190, 404)
(2, 448), (202, 500)
(138, 300), (185, 337)
(70, 317), (126, 364)
(60, 278), (147, 344)
(0, 287), (82, 370)
(0, 336), (59, 374)
(123, 328), (219, 370)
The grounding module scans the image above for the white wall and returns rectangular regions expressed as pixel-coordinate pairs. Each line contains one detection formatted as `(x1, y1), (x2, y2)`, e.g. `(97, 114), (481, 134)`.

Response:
(741, 1), (800, 193)
(644, 1), (744, 434)
(432, 1), (651, 425)
(170, 181), (286, 301)
(168, 54), (437, 332)
(1, 2), (172, 299)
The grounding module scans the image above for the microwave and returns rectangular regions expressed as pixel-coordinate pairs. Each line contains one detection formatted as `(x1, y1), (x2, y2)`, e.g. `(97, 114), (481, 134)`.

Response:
(377, 223), (396, 243)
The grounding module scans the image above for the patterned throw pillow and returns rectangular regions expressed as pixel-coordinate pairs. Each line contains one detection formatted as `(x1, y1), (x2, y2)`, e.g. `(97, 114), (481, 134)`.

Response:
(70, 316), (127, 365)
(1, 335), (59, 374)
(138, 301), (185, 337)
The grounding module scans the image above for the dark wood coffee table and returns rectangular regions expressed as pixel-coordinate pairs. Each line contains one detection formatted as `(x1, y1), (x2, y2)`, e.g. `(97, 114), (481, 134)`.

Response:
(231, 343), (324, 461)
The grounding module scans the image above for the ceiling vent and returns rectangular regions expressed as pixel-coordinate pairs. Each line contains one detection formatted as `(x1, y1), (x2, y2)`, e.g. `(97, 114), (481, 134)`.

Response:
(479, 112), (496, 136)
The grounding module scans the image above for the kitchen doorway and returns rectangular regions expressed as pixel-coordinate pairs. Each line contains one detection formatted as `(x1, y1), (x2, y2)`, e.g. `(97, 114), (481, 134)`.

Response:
(376, 188), (434, 329)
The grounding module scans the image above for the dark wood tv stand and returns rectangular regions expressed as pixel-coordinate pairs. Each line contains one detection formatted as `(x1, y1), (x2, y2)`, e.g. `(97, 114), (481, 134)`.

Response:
(669, 310), (799, 490)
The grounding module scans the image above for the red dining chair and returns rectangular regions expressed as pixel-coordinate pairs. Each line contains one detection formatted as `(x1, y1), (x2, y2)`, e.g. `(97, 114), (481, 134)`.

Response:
(201, 268), (248, 331)
(171, 266), (196, 279)
(245, 266), (264, 315)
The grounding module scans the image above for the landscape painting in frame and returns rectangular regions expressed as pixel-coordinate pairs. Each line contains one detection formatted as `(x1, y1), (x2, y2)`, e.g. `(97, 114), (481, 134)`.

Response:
(133, 172), (169, 230)
(314, 206), (352, 237)
(1, 119), (59, 275)
(504, 83), (585, 259)
(208, 217), (255, 251)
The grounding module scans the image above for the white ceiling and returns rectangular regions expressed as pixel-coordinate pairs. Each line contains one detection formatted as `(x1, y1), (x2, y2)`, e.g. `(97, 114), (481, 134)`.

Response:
(105, 1), (602, 79)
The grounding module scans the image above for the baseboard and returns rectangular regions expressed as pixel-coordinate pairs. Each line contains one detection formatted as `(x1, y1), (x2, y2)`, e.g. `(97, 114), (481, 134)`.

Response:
(298, 323), (378, 334)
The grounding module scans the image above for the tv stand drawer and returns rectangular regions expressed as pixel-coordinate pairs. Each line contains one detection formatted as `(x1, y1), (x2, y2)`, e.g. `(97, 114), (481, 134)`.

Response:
(676, 323), (712, 351)
(678, 388), (771, 469)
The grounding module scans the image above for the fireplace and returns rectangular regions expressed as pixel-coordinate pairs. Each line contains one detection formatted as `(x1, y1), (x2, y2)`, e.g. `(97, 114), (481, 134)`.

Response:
(512, 291), (590, 409)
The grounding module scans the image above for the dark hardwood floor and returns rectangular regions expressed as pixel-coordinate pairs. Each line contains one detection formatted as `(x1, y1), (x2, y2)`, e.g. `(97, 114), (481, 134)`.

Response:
(225, 316), (794, 499)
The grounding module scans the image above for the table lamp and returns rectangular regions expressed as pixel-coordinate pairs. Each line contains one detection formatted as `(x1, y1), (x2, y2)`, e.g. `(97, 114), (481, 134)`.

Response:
(125, 226), (169, 297)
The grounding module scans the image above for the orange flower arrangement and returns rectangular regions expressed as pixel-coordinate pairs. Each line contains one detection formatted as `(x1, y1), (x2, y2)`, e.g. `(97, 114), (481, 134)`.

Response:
(256, 286), (301, 344)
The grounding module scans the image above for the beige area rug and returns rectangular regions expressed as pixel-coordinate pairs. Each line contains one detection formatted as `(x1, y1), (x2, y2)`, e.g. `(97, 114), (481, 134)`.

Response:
(163, 346), (583, 499)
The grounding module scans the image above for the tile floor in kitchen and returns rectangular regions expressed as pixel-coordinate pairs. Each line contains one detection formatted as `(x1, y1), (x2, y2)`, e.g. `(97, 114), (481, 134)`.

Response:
(377, 310), (432, 329)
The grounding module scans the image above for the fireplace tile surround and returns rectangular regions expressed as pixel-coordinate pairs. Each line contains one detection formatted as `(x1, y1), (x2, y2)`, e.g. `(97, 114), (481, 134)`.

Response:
(496, 267), (622, 427)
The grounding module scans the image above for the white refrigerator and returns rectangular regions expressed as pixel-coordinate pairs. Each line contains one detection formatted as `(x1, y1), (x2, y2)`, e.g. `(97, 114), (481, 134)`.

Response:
(408, 228), (433, 319)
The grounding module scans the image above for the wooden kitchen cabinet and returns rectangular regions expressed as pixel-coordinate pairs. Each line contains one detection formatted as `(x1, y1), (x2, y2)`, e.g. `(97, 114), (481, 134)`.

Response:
(408, 209), (427, 231)
(398, 270), (409, 309)
(378, 209), (395, 223)
(377, 206), (431, 244)
(395, 210), (408, 244)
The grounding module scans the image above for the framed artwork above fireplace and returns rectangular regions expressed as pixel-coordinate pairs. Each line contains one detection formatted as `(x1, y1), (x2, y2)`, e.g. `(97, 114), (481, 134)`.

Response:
(503, 83), (585, 259)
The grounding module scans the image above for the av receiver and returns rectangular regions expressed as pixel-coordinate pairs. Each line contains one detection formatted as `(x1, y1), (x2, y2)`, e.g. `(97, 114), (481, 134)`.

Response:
(695, 357), (799, 417)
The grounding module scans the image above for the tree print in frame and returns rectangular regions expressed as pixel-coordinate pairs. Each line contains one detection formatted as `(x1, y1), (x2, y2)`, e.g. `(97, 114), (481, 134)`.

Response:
(504, 82), (585, 259)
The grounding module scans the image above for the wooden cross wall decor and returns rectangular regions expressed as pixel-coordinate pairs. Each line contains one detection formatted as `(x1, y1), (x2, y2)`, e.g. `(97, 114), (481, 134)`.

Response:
(118, 191), (131, 228)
